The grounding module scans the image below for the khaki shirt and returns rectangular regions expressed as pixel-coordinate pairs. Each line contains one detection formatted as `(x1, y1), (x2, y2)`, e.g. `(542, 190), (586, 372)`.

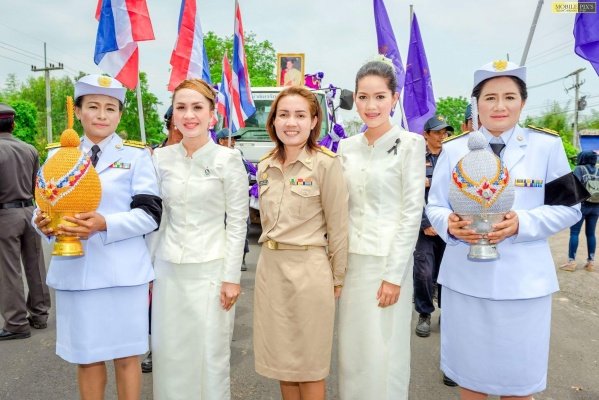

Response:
(258, 146), (348, 286)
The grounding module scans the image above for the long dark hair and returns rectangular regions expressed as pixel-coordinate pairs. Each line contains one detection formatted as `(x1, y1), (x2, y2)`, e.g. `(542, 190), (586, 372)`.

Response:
(355, 60), (397, 95)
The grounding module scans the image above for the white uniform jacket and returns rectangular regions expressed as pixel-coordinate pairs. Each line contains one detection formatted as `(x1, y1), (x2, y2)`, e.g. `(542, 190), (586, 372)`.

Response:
(36, 134), (161, 291)
(426, 125), (581, 300)
(151, 140), (248, 284)
(338, 125), (425, 286)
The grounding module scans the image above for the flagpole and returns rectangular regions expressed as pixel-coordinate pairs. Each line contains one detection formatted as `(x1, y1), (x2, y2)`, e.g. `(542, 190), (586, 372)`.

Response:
(397, 5), (412, 131)
(136, 74), (147, 143)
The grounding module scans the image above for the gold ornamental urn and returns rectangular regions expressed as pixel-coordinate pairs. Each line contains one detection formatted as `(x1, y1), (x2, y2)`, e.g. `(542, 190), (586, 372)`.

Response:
(35, 97), (102, 256)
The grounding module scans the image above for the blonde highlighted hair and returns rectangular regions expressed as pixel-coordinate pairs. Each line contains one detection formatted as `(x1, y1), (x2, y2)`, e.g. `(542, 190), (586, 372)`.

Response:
(173, 79), (216, 110)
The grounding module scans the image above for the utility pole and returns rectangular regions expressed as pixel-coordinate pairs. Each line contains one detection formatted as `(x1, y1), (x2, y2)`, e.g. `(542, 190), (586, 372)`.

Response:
(31, 42), (63, 143)
(565, 68), (586, 149)
(520, 0), (544, 66)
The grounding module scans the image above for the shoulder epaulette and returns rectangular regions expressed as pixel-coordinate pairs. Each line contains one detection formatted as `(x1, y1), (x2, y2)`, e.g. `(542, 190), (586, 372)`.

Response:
(123, 139), (147, 149)
(443, 131), (470, 143)
(45, 142), (61, 150)
(527, 125), (559, 136)
(318, 146), (337, 158)
(259, 149), (275, 162)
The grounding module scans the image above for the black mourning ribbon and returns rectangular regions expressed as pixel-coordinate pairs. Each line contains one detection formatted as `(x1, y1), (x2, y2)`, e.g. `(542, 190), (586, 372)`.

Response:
(387, 138), (400, 155)
(490, 143), (505, 158)
(131, 194), (163, 230)
(90, 145), (101, 167)
(545, 172), (590, 206)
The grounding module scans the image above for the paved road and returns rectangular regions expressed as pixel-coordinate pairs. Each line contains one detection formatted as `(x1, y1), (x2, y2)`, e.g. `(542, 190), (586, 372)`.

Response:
(1, 226), (598, 400)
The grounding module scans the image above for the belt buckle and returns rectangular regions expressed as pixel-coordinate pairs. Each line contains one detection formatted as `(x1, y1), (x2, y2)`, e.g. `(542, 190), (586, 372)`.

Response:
(267, 240), (278, 250)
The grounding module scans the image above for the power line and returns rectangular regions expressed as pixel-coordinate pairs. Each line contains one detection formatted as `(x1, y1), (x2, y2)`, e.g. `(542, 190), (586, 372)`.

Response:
(527, 50), (572, 68)
(0, 53), (32, 66)
(526, 40), (573, 62)
(528, 75), (567, 89)
(0, 44), (45, 63)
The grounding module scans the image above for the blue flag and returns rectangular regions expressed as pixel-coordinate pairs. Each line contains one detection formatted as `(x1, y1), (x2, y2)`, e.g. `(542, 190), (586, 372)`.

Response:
(574, 1), (599, 75)
(403, 13), (435, 134)
(373, 0), (405, 92)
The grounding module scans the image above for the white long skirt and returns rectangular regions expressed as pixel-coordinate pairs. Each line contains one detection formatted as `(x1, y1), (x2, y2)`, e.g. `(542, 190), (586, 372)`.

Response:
(152, 258), (235, 400)
(338, 253), (413, 400)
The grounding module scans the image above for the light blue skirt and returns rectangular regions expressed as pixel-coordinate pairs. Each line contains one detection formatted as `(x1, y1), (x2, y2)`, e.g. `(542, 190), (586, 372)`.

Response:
(441, 287), (552, 396)
(55, 284), (149, 364)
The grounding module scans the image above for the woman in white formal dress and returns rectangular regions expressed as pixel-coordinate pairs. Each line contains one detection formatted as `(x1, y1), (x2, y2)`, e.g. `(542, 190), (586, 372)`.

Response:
(426, 60), (584, 399)
(150, 79), (248, 400)
(337, 59), (425, 400)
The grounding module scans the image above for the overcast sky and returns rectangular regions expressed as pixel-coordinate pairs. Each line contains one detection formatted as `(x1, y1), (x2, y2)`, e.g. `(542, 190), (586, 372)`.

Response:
(1, 0), (598, 126)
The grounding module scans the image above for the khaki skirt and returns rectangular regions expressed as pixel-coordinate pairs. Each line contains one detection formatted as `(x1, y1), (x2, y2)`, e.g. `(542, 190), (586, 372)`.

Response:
(253, 245), (334, 381)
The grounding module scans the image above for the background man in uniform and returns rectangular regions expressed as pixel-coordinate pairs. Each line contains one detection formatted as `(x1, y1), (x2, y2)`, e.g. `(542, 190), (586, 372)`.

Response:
(0, 103), (51, 340)
(414, 115), (457, 387)
(461, 103), (473, 133)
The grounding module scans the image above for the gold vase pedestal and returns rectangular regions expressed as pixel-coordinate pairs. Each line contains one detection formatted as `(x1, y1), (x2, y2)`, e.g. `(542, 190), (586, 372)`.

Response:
(46, 211), (84, 256)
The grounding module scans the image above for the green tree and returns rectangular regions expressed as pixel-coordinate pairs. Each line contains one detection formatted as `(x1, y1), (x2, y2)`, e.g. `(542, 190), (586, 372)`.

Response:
(204, 31), (276, 87)
(118, 72), (164, 145)
(581, 110), (599, 130)
(435, 96), (469, 134)
(7, 100), (38, 143)
(14, 74), (78, 141)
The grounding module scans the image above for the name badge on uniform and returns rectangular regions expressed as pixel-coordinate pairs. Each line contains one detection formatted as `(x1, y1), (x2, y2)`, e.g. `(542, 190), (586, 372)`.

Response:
(290, 177), (313, 186)
(259, 172), (268, 186)
(515, 178), (543, 188)
(425, 161), (433, 167)
(109, 161), (131, 169)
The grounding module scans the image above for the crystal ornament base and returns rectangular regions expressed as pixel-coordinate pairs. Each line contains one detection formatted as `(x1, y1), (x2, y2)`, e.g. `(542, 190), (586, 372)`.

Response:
(459, 213), (506, 261)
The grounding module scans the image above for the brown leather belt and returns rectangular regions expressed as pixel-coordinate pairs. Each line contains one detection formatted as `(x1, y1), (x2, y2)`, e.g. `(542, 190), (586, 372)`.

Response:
(265, 240), (313, 250)
(0, 199), (34, 209)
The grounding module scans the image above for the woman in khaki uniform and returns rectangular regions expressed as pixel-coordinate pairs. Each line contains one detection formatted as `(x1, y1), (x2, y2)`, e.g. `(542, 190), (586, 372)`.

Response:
(254, 86), (348, 400)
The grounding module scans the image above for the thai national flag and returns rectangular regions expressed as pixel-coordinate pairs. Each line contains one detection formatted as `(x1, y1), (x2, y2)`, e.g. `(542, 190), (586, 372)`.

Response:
(217, 65), (229, 129)
(231, 0), (256, 120)
(168, 0), (211, 91)
(222, 53), (244, 133)
(94, 0), (154, 89)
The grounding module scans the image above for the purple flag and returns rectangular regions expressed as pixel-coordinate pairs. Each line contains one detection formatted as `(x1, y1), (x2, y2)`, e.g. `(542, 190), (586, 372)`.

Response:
(373, 0), (405, 92)
(574, 1), (599, 75)
(403, 13), (435, 134)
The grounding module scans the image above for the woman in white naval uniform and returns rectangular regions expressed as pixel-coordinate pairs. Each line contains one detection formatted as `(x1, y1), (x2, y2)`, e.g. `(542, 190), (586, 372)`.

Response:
(33, 74), (162, 399)
(337, 60), (425, 400)
(426, 61), (586, 400)
(150, 79), (248, 400)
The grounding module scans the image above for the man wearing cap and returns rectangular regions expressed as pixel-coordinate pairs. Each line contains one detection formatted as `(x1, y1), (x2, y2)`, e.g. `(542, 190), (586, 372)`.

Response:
(461, 104), (473, 133)
(155, 106), (182, 149)
(0, 103), (51, 340)
(216, 127), (242, 148)
(414, 115), (453, 339)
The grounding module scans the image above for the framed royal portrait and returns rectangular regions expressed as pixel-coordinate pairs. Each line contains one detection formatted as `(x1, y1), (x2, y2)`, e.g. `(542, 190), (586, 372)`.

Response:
(276, 53), (305, 87)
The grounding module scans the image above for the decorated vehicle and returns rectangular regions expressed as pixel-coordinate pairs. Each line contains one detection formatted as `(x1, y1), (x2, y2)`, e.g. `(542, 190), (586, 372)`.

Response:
(237, 81), (354, 224)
